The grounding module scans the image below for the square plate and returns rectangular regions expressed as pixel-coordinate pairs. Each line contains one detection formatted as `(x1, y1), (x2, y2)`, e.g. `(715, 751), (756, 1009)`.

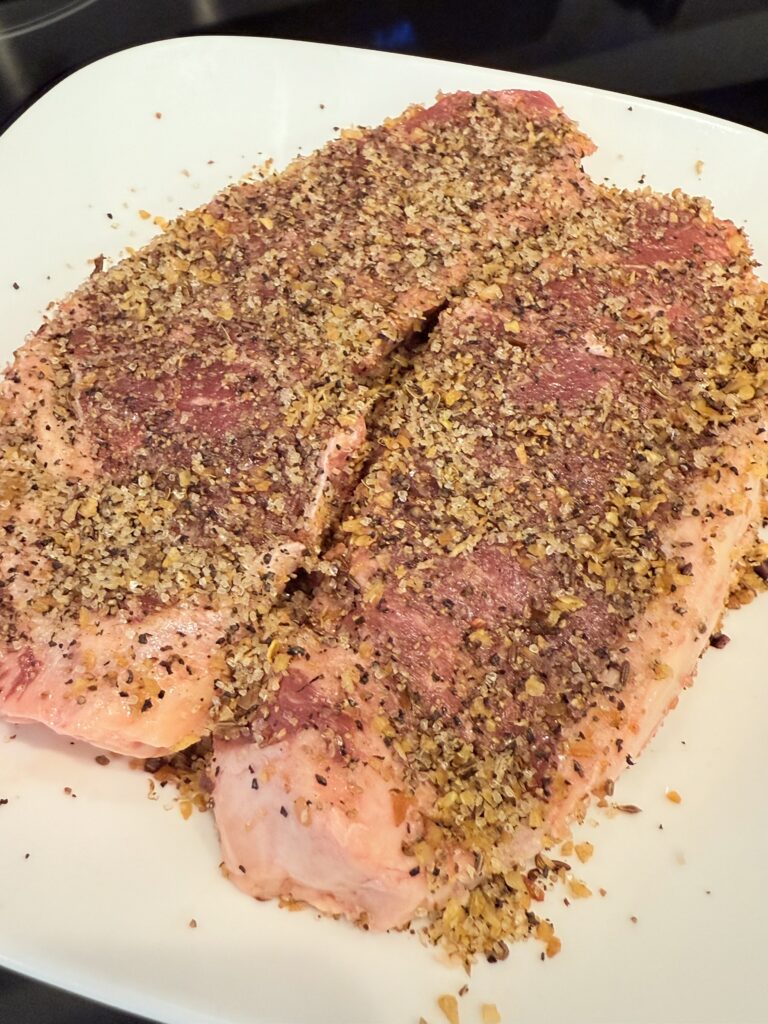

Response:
(0, 36), (766, 1024)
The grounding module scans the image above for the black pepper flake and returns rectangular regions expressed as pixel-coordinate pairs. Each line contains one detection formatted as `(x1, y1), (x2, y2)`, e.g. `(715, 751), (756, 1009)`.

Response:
(11, 282), (19, 290)
(709, 632), (730, 649)
(615, 803), (642, 814)
(251, 778), (259, 790)
(138, 633), (149, 644)
(0, 798), (8, 806)
(409, 866), (420, 876)
(238, 864), (246, 873)
(94, 754), (110, 766)
(141, 698), (153, 712)
(314, 773), (327, 786)
(279, 805), (288, 817)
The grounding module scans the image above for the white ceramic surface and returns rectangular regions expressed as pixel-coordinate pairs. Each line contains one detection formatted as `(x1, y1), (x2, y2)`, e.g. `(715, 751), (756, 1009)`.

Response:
(0, 36), (766, 1024)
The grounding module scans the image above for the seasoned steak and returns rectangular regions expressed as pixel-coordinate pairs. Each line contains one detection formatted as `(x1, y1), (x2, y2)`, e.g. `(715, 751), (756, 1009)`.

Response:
(0, 91), (592, 756)
(212, 183), (768, 952)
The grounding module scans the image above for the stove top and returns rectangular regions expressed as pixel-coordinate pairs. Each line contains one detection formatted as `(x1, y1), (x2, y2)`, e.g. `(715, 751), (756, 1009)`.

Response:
(0, 0), (767, 134)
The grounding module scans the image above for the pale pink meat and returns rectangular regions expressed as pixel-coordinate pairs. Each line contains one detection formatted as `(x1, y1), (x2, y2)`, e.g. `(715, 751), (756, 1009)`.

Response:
(213, 637), (429, 928)
(0, 606), (227, 757)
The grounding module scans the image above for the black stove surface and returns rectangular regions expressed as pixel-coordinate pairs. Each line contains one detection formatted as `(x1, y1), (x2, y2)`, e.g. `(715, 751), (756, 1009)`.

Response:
(0, 1), (766, 1022)
(1, 0), (768, 134)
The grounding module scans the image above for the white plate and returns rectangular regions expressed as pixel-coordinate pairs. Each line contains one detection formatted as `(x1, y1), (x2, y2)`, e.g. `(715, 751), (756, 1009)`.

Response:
(0, 36), (766, 1024)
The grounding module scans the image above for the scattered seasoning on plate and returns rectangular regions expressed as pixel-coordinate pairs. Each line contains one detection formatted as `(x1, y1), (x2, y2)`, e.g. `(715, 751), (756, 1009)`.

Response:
(436, 994), (459, 1024)
(630, 915), (638, 924)
(188, 918), (197, 928)
(481, 1004), (502, 1024)
(0, 798), (8, 806)
(666, 789), (682, 804)
(94, 754), (110, 766)
(536, 920), (561, 957)
(709, 632), (730, 648)
(568, 879), (592, 899)
(24, 853), (30, 860)
(154, 112), (163, 119)
(575, 842), (594, 863)
(616, 804), (642, 814)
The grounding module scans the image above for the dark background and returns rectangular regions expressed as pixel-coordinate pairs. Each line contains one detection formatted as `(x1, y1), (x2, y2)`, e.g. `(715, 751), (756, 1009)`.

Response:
(0, 0), (766, 1021)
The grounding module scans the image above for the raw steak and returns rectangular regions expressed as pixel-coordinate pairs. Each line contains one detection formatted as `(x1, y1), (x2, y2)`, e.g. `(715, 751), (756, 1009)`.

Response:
(212, 183), (768, 951)
(0, 90), (592, 756)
